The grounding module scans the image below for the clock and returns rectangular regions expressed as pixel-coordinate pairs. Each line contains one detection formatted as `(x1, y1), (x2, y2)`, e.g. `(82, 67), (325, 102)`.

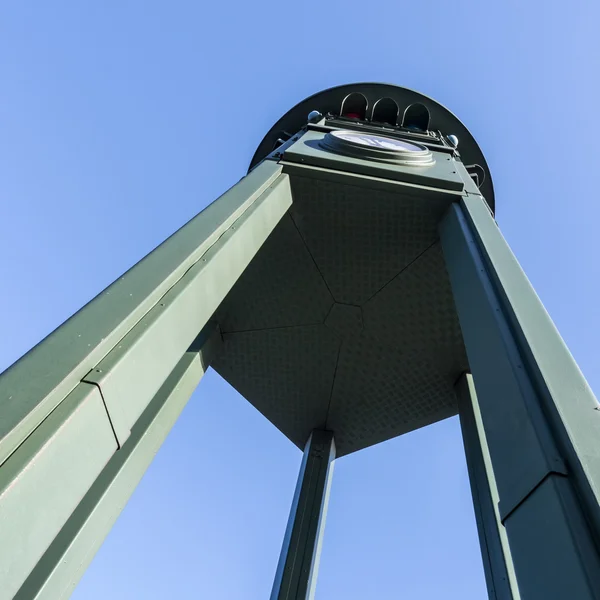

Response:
(320, 130), (434, 166)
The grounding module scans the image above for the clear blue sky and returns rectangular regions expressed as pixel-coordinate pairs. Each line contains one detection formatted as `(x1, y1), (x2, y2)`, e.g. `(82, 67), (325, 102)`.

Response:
(1, 1), (599, 598)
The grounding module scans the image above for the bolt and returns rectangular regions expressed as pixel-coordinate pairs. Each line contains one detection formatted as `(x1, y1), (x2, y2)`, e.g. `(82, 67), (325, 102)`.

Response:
(307, 110), (323, 123)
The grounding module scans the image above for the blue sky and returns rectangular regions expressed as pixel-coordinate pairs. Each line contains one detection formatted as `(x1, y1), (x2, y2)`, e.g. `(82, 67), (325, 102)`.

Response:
(1, 1), (599, 598)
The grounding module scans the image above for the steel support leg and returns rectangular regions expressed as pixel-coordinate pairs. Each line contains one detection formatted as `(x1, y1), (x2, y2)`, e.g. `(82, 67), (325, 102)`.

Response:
(441, 198), (600, 599)
(456, 374), (519, 600)
(14, 327), (220, 600)
(271, 430), (335, 600)
(0, 159), (292, 598)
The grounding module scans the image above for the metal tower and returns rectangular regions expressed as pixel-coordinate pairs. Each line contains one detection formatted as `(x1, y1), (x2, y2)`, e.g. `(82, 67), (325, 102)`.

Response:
(1, 83), (599, 600)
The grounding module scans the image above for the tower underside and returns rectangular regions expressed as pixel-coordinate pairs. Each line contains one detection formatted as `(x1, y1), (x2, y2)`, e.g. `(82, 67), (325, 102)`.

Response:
(213, 171), (468, 456)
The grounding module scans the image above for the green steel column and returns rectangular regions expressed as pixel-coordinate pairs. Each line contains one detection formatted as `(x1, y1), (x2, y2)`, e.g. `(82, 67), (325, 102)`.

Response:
(0, 159), (288, 463)
(456, 374), (519, 600)
(0, 159), (293, 598)
(271, 430), (335, 600)
(14, 326), (221, 600)
(440, 200), (600, 600)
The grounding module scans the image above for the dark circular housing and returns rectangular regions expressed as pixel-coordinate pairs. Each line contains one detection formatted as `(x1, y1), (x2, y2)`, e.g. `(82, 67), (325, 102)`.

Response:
(320, 130), (435, 166)
(250, 82), (495, 212)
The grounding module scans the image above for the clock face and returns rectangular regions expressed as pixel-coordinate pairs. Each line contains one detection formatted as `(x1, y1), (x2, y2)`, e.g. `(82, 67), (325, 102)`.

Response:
(330, 130), (425, 153)
(320, 129), (434, 166)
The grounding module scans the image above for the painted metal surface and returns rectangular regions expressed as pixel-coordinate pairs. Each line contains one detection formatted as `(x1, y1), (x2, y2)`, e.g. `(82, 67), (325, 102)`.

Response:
(83, 174), (292, 444)
(456, 374), (519, 600)
(271, 430), (335, 600)
(0, 160), (284, 467)
(3, 82), (599, 600)
(0, 160), (289, 597)
(440, 203), (566, 519)
(214, 168), (467, 456)
(0, 383), (117, 600)
(461, 193), (600, 536)
(283, 130), (464, 191)
(441, 201), (600, 599)
(248, 82), (495, 211)
(14, 327), (220, 600)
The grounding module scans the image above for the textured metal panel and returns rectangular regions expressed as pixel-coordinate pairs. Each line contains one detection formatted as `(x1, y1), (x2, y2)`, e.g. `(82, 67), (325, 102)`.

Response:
(289, 175), (452, 305)
(324, 303), (363, 338)
(217, 214), (333, 333)
(0, 383), (117, 600)
(325, 334), (458, 454)
(214, 171), (468, 457)
(213, 326), (340, 448)
(362, 242), (466, 354)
